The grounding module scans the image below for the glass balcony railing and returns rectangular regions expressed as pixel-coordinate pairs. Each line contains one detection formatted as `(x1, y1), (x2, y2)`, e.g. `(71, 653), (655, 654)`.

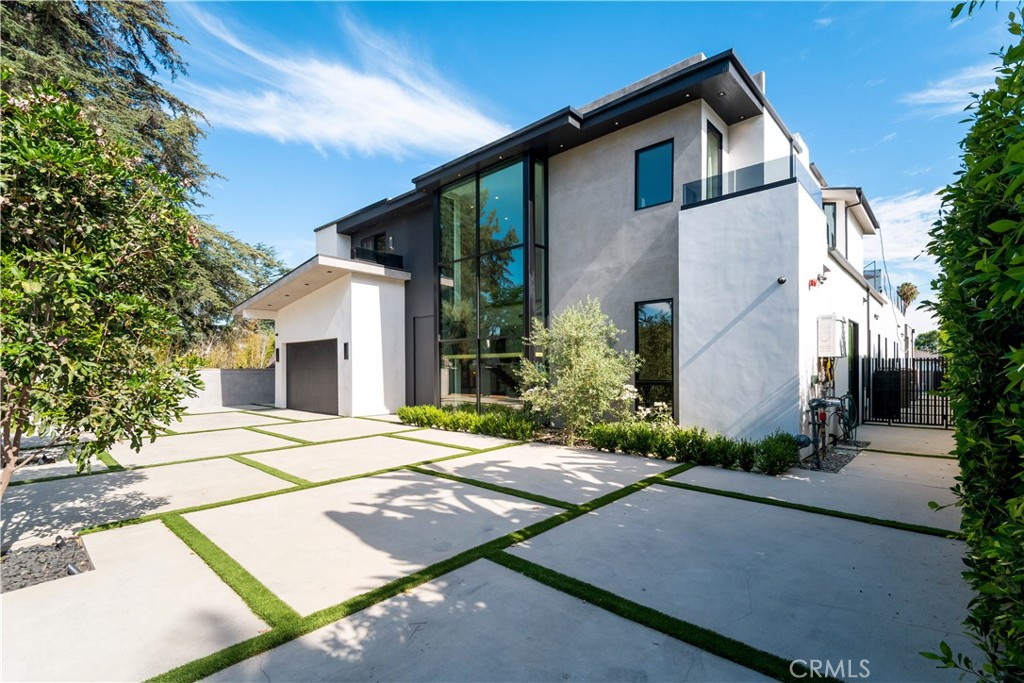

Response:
(351, 246), (404, 269)
(864, 262), (908, 315)
(681, 154), (821, 207)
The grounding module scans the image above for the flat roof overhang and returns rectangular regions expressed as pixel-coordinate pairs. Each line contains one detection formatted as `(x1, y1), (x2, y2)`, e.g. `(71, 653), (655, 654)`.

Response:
(823, 187), (880, 235)
(233, 254), (411, 319)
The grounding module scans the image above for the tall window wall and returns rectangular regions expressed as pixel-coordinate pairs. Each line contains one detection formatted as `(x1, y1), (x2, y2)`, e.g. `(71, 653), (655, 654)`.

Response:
(439, 158), (547, 408)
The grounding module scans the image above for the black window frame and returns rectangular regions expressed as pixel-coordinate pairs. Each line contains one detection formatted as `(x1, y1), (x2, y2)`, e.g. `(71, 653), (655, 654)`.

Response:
(706, 122), (723, 200)
(634, 298), (675, 417)
(634, 139), (674, 211)
(823, 202), (837, 250)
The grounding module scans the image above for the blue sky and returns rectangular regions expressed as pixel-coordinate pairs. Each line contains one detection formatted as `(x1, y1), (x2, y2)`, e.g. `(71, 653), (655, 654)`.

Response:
(166, 1), (1008, 332)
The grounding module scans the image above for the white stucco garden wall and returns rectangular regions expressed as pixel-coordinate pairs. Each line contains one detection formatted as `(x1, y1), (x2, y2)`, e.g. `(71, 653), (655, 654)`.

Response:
(677, 182), (802, 439)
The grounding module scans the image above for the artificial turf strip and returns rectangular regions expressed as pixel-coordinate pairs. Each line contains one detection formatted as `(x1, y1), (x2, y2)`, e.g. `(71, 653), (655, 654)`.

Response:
(405, 465), (577, 510)
(96, 451), (124, 471)
(147, 456), (696, 681)
(487, 553), (832, 683)
(861, 448), (956, 460)
(229, 455), (314, 486)
(161, 514), (301, 629)
(383, 432), (477, 451)
(660, 480), (964, 540)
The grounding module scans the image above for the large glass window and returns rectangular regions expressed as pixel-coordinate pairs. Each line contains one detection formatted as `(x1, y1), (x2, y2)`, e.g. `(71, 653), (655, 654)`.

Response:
(635, 140), (673, 210)
(823, 202), (837, 250)
(706, 123), (723, 200)
(636, 300), (674, 413)
(439, 158), (546, 408)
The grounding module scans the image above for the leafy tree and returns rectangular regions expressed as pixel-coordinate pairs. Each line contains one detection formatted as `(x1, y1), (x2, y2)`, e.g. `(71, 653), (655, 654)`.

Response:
(914, 329), (943, 354)
(1, 0), (286, 339)
(0, 80), (201, 500)
(897, 281), (919, 307)
(922, 3), (1024, 679)
(517, 299), (640, 445)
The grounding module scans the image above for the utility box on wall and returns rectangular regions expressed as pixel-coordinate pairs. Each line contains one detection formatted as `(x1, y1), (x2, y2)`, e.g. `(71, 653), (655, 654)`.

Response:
(817, 315), (847, 357)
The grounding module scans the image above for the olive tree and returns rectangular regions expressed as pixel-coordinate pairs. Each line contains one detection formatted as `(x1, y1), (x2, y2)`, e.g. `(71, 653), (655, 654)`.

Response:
(517, 298), (639, 445)
(0, 79), (201, 500)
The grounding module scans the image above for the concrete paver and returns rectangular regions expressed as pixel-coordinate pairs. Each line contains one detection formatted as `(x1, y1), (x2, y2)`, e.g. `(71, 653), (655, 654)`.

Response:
(1, 458), (291, 544)
(1, 523), (267, 682)
(258, 417), (416, 443)
(509, 485), (976, 683)
(245, 436), (466, 482)
(108, 428), (296, 467)
(185, 470), (560, 615)
(360, 414), (405, 424)
(164, 411), (291, 434)
(423, 443), (675, 504)
(238, 408), (338, 421)
(398, 427), (516, 450)
(672, 453), (960, 532)
(207, 559), (768, 683)
(11, 456), (108, 484)
(856, 424), (954, 456)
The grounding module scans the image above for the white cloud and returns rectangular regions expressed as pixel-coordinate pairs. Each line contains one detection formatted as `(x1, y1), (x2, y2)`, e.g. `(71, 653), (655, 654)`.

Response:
(900, 63), (998, 116)
(864, 78), (886, 87)
(880, 132), (897, 143)
(814, 18), (834, 29)
(179, 8), (510, 159)
(902, 166), (933, 176)
(866, 189), (944, 331)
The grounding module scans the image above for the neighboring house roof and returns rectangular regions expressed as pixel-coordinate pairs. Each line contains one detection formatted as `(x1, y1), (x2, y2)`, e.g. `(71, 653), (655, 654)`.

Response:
(914, 349), (942, 359)
(317, 49), (791, 237)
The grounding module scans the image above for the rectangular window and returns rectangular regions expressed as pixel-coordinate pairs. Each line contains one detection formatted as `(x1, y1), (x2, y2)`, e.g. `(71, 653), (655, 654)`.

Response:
(635, 140), (673, 210)
(823, 202), (837, 250)
(706, 122), (723, 199)
(635, 299), (674, 414)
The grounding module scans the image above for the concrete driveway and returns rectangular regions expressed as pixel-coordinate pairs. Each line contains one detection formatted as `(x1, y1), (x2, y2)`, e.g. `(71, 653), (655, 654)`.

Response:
(1, 412), (972, 682)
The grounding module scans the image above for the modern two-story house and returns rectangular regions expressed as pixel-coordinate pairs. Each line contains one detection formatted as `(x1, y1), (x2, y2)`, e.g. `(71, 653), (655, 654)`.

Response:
(235, 49), (912, 439)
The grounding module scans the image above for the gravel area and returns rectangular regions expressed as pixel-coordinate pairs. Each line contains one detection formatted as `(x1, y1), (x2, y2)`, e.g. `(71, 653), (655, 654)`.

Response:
(1, 536), (95, 593)
(797, 442), (864, 473)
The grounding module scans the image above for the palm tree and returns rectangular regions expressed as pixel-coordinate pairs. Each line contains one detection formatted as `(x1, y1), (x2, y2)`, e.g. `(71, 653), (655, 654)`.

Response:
(897, 282), (919, 307)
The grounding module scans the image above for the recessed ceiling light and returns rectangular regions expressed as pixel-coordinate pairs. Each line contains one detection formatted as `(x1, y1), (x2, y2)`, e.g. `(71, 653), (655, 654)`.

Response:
(684, 93), (691, 98)
(559, 144), (564, 148)
(304, 283), (309, 286)
(498, 155), (503, 160)
(285, 294), (290, 297)
(326, 270), (332, 273)
(614, 121), (619, 126)
(739, 115), (745, 120)
(718, 91), (726, 97)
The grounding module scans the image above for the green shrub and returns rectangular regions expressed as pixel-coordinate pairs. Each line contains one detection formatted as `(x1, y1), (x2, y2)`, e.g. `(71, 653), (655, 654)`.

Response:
(619, 422), (664, 457)
(587, 423), (622, 452)
(517, 298), (640, 445)
(708, 434), (738, 470)
(397, 404), (534, 441)
(755, 430), (799, 476)
(653, 429), (677, 460)
(924, 7), (1024, 679)
(672, 426), (712, 465)
(736, 439), (757, 472)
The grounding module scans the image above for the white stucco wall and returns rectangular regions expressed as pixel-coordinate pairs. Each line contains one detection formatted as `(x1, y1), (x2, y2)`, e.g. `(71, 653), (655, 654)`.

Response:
(314, 229), (352, 259)
(677, 182), (802, 439)
(273, 274), (351, 412)
(548, 100), (702, 362)
(350, 275), (406, 415)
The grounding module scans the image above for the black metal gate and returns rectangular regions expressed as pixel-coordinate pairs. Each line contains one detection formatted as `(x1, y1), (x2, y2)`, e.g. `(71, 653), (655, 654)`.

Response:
(862, 356), (950, 427)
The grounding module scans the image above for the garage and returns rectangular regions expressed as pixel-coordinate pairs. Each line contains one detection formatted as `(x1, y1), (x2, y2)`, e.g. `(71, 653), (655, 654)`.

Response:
(286, 339), (338, 415)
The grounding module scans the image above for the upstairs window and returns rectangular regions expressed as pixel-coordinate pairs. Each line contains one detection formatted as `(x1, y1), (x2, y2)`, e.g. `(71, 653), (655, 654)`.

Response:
(706, 123), (723, 199)
(823, 202), (837, 249)
(635, 140), (673, 210)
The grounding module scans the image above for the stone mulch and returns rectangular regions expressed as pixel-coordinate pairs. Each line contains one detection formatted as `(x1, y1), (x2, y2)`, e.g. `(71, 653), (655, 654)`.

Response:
(796, 441), (866, 473)
(1, 535), (95, 593)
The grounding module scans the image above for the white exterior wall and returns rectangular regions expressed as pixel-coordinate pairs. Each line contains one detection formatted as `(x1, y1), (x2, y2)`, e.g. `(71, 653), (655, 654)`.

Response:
(548, 100), (702, 359)
(677, 182), (801, 439)
(350, 275), (406, 415)
(273, 275), (352, 412)
(314, 229), (352, 258)
(844, 210), (866, 272)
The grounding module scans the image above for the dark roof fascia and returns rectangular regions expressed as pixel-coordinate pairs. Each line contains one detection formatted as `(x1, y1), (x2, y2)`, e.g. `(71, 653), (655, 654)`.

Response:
(411, 107), (582, 189)
(828, 186), (883, 233)
(313, 187), (430, 234)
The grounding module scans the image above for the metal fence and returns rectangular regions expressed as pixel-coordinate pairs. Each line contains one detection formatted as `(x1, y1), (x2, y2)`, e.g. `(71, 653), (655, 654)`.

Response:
(862, 356), (950, 427)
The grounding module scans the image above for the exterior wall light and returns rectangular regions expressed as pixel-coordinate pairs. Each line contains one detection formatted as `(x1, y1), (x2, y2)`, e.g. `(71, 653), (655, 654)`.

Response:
(777, 276), (787, 285)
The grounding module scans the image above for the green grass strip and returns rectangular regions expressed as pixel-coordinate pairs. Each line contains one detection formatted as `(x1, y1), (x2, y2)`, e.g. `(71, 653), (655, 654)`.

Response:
(96, 451), (124, 471)
(861, 447), (956, 460)
(405, 465), (576, 510)
(229, 455), (313, 486)
(237, 410), (300, 423)
(383, 432), (476, 451)
(243, 423), (311, 446)
(488, 552), (831, 683)
(161, 515), (300, 628)
(148, 455), (694, 681)
(660, 480), (963, 539)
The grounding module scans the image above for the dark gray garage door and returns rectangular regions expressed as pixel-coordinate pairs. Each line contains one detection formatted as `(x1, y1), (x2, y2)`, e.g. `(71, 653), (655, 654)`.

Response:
(286, 339), (338, 415)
